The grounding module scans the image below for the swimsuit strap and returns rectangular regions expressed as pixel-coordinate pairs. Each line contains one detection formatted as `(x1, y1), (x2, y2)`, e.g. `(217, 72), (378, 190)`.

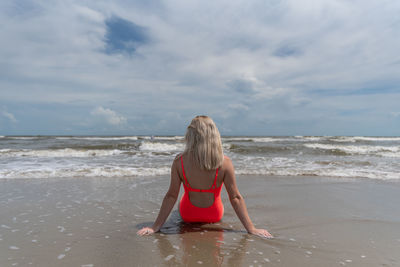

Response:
(181, 156), (190, 188)
(181, 156), (220, 191)
(210, 168), (219, 189)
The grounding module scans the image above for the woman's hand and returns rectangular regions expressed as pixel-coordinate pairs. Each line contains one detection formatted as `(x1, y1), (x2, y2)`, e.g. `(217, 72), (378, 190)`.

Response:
(248, 228), (274, 239)
(137, 227), (156, 236)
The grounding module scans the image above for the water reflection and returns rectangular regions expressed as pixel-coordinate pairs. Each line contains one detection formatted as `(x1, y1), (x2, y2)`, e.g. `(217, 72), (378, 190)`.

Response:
(153, 211), (250, 266)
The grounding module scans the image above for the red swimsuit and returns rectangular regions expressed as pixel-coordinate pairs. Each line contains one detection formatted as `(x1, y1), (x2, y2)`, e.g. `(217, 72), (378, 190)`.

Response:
(179, 156), (224, 223)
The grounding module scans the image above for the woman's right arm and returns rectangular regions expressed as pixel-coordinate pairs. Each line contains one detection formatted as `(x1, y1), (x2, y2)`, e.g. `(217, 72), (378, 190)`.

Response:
(223, 156), (273, 238)
(137, 158), (181, 235)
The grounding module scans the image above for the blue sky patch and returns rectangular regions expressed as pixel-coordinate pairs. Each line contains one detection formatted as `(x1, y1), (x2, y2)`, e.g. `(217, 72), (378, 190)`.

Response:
(104, 16), (149, 55)
(273, 44), (301, 58)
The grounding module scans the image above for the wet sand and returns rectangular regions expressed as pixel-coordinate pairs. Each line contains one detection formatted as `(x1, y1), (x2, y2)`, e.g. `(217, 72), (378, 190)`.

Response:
(0, 175), (399, 266)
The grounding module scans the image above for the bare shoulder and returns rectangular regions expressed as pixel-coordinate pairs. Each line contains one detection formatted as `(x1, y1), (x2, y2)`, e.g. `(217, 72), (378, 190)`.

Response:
(222, 155), (234, 171)
(172, 153), (183, 168)
(174, 152), (183, 161)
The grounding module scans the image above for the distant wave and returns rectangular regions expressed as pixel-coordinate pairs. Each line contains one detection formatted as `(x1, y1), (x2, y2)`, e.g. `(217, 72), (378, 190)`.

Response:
(0, 148), (125, 158)
(231, 156), (400, 180)
(139, 142), (185, 152)
(304, 143), (400, 157)
(0, 166), (171, 179)
(55, 136), (139, 141)
(235, 167), (400, 180)
(2, 135), (400, 180)
(351, 136), (400, 141)
(328, 136), (400, 142)
(223, 137), (297, 143)
(153, 136), (184, 141)
(3, 136), (43, 140)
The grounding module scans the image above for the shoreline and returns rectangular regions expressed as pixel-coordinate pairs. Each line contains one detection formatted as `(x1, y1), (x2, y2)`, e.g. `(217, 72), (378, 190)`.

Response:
(1, 175), (399, 266)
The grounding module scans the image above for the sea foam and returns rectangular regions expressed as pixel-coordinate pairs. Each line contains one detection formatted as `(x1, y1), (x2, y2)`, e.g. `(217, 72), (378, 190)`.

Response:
(139, 142), (184, 152)
(0, 148), (124, 158)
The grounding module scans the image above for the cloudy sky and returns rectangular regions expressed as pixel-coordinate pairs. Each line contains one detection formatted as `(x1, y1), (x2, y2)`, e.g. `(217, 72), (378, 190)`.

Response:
(1, 0), (400, 136)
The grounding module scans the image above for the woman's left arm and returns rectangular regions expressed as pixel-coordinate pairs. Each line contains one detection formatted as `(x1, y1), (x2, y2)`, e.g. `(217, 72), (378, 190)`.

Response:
(137, 159), (181, 235)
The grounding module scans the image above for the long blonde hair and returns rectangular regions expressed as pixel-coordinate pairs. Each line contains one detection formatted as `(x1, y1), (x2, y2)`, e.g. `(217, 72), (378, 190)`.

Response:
(184, 115), (224, 170)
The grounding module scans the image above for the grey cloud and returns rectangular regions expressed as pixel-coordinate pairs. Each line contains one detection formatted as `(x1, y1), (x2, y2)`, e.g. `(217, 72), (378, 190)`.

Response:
(226, 79), (256, 94)
(273, 44), (301, 57)
(1, 0), (400, 135)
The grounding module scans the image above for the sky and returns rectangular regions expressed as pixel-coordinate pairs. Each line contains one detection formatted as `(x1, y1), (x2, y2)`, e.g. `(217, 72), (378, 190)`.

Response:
(1, 0), (400, 136)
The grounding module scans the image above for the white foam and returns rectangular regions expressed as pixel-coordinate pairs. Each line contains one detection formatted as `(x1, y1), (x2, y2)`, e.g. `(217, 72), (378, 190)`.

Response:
(153, 136), (184, 140)
(55, 136), (138, 141)
(304, 143), (400, 156)
(353, 136), (400, 141)
(329, 136), (400, 142)
(0, 148), (124, 158)
(232, 155), (400, 180)
(139, 142), (184, 152)
(6, 137), (40, 140)
(0, 166), (170, 179)
(302, 136), (325, 141)
(222, 137), (254, 142)
(329, 136), (357, 142)
(251, 137), (283, 142)
(164, 255), (174, 261)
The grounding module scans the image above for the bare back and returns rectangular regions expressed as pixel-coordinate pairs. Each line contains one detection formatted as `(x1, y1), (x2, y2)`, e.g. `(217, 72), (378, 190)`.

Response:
(177, 153), (226, 208)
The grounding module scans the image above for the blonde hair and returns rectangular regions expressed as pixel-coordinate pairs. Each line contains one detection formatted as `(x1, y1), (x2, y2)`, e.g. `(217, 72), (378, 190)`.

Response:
(184, 115), (224, 170)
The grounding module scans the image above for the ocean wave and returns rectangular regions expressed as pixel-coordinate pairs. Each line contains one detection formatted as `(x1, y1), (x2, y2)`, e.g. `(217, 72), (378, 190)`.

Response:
(0, 166), (171, 179)
(139, 142), (185, 152)
(352, 136), (400, 142)
(0, 148), (124, 158)
(153, 136), (184, 141)
(222, 137), (296, 143)
(231, 156), (400, 180)
(328, 137), (357, 142)
(235, 168), (400, 180)
(228, 144), (293, 154)
(301, 136), (325, 141)
(55, 136), (138, 141)
(3, 136), (43, 140)
(328, 136), (400, 142)
(304, 143), (400, 157)
(251, 137), (285, 142)
(222, 137), (255, 142)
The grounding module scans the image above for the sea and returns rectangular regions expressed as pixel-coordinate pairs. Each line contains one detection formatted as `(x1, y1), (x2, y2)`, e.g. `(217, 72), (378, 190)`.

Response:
(1, 135), (399, 180)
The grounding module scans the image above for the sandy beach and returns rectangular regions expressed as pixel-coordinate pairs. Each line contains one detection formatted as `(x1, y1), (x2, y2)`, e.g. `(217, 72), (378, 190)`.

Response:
(1, 175), (399, 266)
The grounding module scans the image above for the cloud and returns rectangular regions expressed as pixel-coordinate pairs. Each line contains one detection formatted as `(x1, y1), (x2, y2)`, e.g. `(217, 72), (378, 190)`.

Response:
(273, 44), (301, 58)
(1, 0), (400, 135)
(91, 106), (127, 126)
(226, 79), (255, 94)
(390, 112), (400, 118)
(2, 110), (17, 123)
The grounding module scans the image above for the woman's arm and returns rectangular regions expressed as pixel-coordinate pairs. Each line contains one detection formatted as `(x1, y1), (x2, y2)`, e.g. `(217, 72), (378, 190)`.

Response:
(137, 159), (181, 235)
(223, 157), (273, 238)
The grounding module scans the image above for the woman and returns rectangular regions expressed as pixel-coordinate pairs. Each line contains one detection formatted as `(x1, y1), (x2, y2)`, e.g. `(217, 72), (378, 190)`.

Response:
(137, 116), (273, 238)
